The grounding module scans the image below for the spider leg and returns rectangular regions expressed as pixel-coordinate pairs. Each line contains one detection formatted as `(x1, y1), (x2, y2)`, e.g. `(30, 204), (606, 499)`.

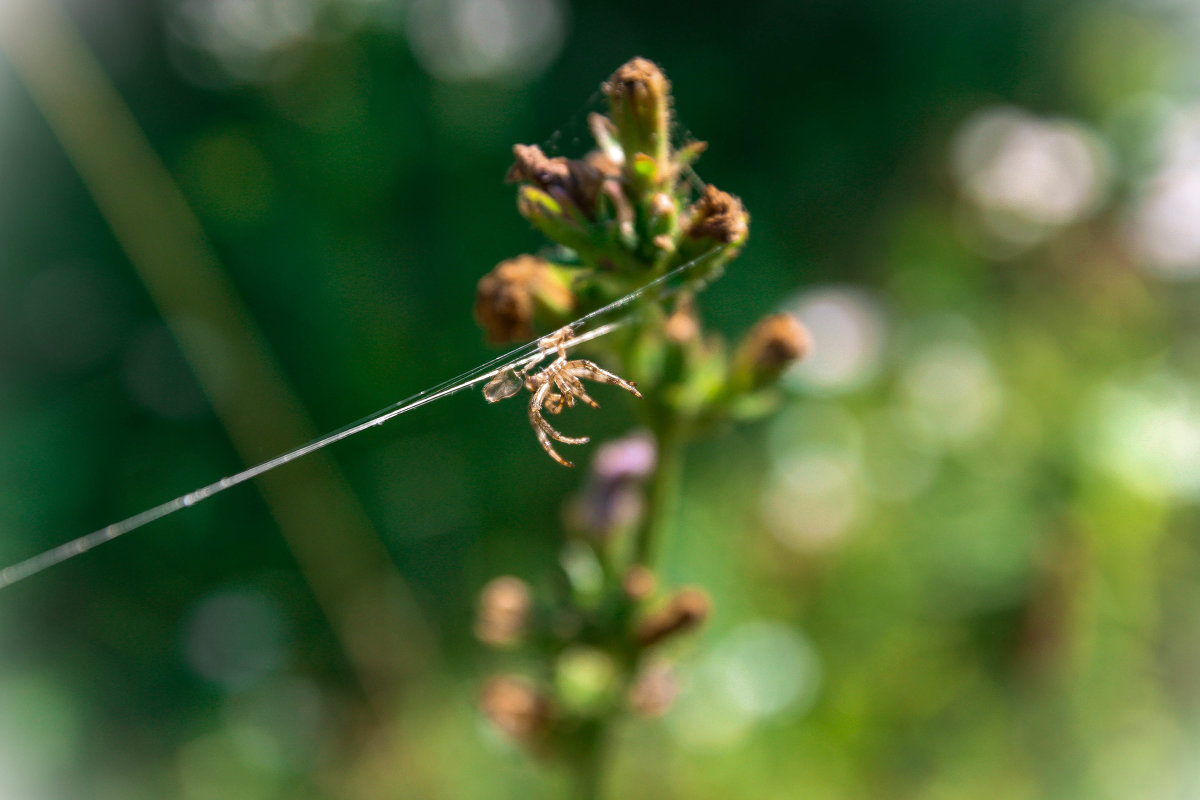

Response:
(527, 380), (589, 468)
(544, 392), (566, 415)
(568, 360), (643, 399)
(557, 368), (599, 408)
(528, 383), (588, 470)
(532, 404), (590, 444)
(533, 423), (575, 468)
(551, 371), (587, 408)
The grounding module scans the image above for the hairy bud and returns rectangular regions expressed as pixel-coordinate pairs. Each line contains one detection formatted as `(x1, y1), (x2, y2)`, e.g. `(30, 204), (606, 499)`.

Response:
(475, 575), (533, 648)
(603, 57), (672, 175)
(685, 184), (749, 247)
(732, 313), (810, 391)
(474, 255), (575, 344)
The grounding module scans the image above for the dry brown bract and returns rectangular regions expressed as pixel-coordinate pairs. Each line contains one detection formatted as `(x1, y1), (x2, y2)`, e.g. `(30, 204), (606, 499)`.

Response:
(483, 328), (642, 467)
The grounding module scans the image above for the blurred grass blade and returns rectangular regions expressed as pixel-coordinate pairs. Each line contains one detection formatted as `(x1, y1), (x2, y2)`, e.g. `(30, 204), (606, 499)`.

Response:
(0, 0), (433, 706)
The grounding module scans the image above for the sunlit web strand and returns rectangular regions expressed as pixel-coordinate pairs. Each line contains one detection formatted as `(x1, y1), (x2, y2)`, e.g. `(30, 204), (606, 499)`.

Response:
(0, 248), (721, 590)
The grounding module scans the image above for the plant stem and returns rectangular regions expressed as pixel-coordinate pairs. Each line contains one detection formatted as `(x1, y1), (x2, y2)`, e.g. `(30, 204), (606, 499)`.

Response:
(565, 419), (682, 800)
(634, 418), (683, 567)
(567, 720), (608, 800)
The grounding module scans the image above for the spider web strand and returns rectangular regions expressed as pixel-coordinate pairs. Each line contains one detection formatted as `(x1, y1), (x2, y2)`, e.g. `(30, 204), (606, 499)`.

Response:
(0, 247), (719, 589)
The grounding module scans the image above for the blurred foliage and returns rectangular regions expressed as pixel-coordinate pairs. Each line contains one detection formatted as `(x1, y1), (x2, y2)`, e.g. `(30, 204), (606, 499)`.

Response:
(4, 0), (1200, 798)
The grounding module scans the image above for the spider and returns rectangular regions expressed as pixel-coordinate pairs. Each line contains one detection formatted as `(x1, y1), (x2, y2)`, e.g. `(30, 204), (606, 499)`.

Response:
(483, 327), (642, 467)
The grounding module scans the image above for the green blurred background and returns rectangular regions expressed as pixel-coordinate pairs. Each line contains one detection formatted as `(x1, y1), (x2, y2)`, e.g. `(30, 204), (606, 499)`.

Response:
(4, 0), (1200, 797)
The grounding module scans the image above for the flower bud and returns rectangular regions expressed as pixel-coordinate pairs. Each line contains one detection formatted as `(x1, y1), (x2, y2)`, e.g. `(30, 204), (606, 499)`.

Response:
(623, 565), (657, 601)
(587, 113), (624, 171)
(507, 144), (604, 220)
(479, 675), (552, 744)
(646, 191), (679, 255)
(593, 430), (657, 481)
(560, 539), (605, 601)
(475, 575), (533, 648)
(555, 646), (619, 715)
(603, 57), (672, 175)
(566, 432), (657, 537)
(663, 296), (700, 345)
(628, 662), (678, 717)
(635, 587), (710, 648)
(684, 184), (749, 249)
(474, 255), (575, 344)
(516, 186), (594, 254)
(731, 313), (811, 391)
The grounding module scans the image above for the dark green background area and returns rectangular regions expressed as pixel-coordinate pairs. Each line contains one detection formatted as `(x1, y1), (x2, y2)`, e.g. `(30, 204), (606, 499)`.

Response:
(3, 0), (1199, 797)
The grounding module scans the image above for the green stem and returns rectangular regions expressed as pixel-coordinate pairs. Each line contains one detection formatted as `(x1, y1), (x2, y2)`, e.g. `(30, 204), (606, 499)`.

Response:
(634, 418), (683, 567)
(567, 720), (608, 800)
(564, 419), (682, 800)
(566, 419), (682, 800)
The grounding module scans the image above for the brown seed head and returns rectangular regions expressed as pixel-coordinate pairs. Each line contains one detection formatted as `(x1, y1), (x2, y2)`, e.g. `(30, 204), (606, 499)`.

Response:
(479, 676), (552, 743)
(742, 313), (810, 372)
(635, 587), (711, 648)
(507, 143), (568, 185)
(507, 144), (603, 218)
(686, 184), (749, 245)
(603, 57), (671, 120)
(475, 575), (533, 648)
(474, 255), (574, 344)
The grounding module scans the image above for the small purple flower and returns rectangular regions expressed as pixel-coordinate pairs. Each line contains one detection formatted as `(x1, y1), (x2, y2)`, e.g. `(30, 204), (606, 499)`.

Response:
(593, 431), (656, 482)
(569, 431), (657, 536)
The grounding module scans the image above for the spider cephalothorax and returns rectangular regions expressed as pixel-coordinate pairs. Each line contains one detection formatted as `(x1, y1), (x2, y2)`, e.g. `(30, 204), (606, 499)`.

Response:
(484, 328), (642, 467)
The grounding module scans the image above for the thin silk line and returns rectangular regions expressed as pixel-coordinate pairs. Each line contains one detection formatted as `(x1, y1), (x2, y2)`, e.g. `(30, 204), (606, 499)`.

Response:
(0, 248), (720, 589)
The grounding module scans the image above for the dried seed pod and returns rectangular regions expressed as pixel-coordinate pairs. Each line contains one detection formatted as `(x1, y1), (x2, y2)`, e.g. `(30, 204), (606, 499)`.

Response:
(635, 587), (711, 648)
(684, 184), (749, 247)
(479, 675), (552, 744)
(507, 144), (605, 220)
(731, 313), (811, 391)
(475, 575), (533, 648)
(474, 255), (575, 344)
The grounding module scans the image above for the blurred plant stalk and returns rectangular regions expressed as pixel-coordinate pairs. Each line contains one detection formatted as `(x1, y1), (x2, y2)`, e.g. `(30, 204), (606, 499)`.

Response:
(474, 58), (808, 799)
(0, 0), (434, 710)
